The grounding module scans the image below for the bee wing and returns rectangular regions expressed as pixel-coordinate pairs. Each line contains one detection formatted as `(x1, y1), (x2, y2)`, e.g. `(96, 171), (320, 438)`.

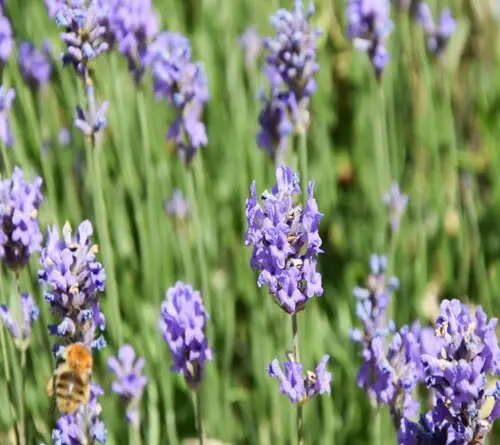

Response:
(46, 377), (54, 397)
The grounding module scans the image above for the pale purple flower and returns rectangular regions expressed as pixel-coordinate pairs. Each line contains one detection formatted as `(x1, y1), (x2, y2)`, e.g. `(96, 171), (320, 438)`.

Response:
(0, 85), (15, 147)
(105, 0), (158, 84)
(164, 189), (189, 221)
(0, 11), (12, 65)
(18, 41), (53, 89)
(38, 220), (106, 347)
(245, 165), (323, 314)
(108, 344), (147, 427)
(239, 26), (263, 68)
(417, 3), (455, 56)
(267, 354), (332, 404)
(0, 293), (39, 345)
(159, 281), (212, 390)
(400, 300), (500, 443)
(149, 32), (209, 164)
(58, 127), (71, 146)
(383, 182), (408, 233)
(52, 383), (107, 444)
(74, 90), (108, 141)
(346, 0), (393, 78)
(47, 0), (109, 78)
(0, 166), (43, 270)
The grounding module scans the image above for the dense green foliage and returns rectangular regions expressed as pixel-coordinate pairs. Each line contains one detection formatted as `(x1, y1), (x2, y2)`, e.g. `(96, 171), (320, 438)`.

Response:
(1, 0), (500, 444)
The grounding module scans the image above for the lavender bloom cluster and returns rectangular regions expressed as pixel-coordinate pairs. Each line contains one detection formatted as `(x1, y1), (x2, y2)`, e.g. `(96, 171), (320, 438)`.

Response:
(417, 3), (456, 57)
(46, 0), (109, 79)
(258, 0), (320, 159)
(164, 189), (189, 222)
(239, 26), (263, 69)
(0, 8), (12, 68)
(400, 300), (500, 444)
(38, 220), (106, 349)
(0, 166), (44, 270)
(245, 165), (323, 315)
(74, 93), (109, 141)
(52, 383), (107, 444)
(108, 344), (147, 427)
(351, 255), (431, 426)
(149, 32), (209, 164)
(383, 182), (408, 233)
(268, 354), (332, 404)
(346, 0), (393, 78)
(105, 0), (159, 84)
(159, 281), (212, 391)
(0, 85), (15, 147)
(18, 41), (53, 90)
(0, 293), (39, 346)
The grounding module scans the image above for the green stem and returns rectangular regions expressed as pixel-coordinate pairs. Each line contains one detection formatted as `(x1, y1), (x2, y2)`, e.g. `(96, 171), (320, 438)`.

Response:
(194, 390), (205, 445)
(130, 419), (142, 445)
(374, 409), (382, 445)
(298, 132), (308, 196)
(14, 273), (26, 445)
(291, 314), (303, 445)
(0, 140), (10, 175)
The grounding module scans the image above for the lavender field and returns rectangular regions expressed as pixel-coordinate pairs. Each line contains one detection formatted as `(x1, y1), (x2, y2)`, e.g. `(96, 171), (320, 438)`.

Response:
(0, 0), (500, 444)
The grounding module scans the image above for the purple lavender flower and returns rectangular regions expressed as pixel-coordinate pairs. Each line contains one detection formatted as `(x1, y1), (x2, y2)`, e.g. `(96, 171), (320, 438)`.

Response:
(0, 11), (12, 66)
(257, 67), (294, 162)
(0, 85), (15, 147)
(417, 4), (456, 56)
(47, 0), (109, 79)
(239, 26), (263, 68)
(400, 300), (500, 443)
(38, 220), (106, 348)
(383, 182), (408, 233)
(18, 41), (53, 90)
(108, 344), (147, 427)
(267, 354), (332, 404)
(346, 0), (393, 78)
(164, 189), (189, 221)
(159, 281), (212, 391)
(149, 32), (209, 164)
(74, 93), (108, 141)
(265, 1), (320, 111)
(52, 383), (107, 444)
(0, 166), (43, 270)
(0, 294), (39, 345)
(105, 0), (158, 84)
(245, 165), (323, 314)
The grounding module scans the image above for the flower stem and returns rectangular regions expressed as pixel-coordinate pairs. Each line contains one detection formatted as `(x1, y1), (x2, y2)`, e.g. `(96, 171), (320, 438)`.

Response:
(194, 390), (205, 445)
(129, 420), (142, 445)
(14, 273), (26, 445)
(298, 132), (308, 196)
(0, 140), (10, 174)
(292, 314), (303, 445)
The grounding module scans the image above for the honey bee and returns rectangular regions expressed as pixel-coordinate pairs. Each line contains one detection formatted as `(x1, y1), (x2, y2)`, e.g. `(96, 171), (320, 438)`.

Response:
(46, 342), (93, 414)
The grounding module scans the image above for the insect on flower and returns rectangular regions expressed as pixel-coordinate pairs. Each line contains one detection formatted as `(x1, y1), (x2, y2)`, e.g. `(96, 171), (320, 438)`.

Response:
(47, 342), (93, 414)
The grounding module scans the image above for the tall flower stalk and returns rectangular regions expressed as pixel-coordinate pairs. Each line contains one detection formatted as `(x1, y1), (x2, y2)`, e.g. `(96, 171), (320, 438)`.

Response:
(159, 282), (213, 444)
(245, 165), (325, 443)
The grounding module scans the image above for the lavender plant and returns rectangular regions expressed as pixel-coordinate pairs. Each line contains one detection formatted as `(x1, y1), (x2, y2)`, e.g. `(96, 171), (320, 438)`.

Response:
(238, 26), (263, 69)
(400, 300), (500, 444)
(18, 41), (52, 91)
(108, 344), (147, 431)
(164, 189), (189, 222)
(38, 219), (106, 349)
(149, 32), (209, 164)
(345, 0), (393, 79)
(0, 293), (39, 348)
(417, 3), (456, 56)
(383, 182), (408, 234)
(0, 85), (15, 149)
(0, 8), (12, 71)
(159, 281), (212, 443)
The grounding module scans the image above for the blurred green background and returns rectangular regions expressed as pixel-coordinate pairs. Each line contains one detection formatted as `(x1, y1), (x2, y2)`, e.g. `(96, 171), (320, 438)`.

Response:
(1, 0), (500, 444)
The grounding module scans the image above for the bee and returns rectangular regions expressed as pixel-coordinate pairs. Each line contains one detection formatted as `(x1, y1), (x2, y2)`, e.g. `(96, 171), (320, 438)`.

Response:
(46, 342), (93, 414)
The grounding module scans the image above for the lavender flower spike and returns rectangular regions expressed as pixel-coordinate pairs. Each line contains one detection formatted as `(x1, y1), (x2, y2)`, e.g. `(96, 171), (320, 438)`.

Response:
(382, 182), (408, 233)
(74, 95), (108, 142)
(164, 189), (189, 222)
(18, 41), (53, 90)
(0, 10), (12, 68)
(0, 293), (39, 346)
(346, 0), (393, 79)
(417, 3), (456, 56)
(149, 32), (209, 164)
(0, 166), (44, 270)
(38, 220), (106, 348)
(106, 0), (159, 84)
(52, 383), (107, 444)
(239, 26), (263, 68)
(400, 300), (500, 443)
(267, 354), (332, 404)
(0, 85), (15, 147)
(48, 0), (109, 79)
(108, 344), (148, 427)
(245, 165), (323, 314)
(159, 281), (212, 391)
